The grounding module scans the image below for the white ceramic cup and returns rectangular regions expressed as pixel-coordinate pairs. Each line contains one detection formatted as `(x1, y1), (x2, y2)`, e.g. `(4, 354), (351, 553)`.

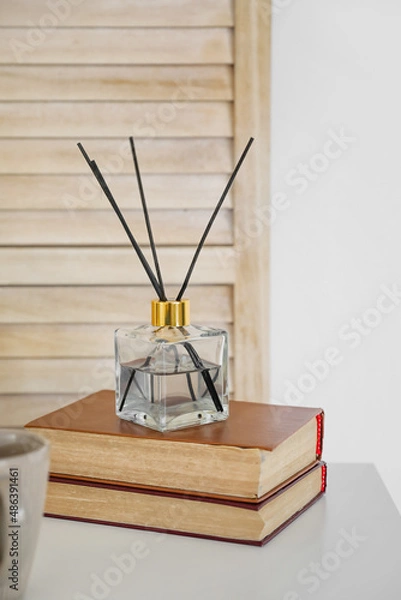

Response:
(0, 429), (49, 600)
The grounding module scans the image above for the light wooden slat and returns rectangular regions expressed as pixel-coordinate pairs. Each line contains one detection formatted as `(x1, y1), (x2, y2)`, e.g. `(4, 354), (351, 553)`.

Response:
(0, 28), (233, 65)
(0, 358), (115, 394)
(0, 174), (233, 210)
(233, 0), (270, 402)
(0, 324), (234, 358)
(0, 248), (235, 285)
(0, 209), (233, 246)
(0, 395), (79, 427)
(0, 102), (233, 138)
(0, 285), (233, 324)
(0, 325), (116, 358)
(0, 138), (232, 174)
(0, 66), (233, 101)
(0, 358), (234, 394)
(0, 0), (234, 27)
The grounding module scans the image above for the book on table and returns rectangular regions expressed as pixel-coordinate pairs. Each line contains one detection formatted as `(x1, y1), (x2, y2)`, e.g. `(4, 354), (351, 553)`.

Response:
(45, 461), (327, 546)
(25, 389), (324, 500)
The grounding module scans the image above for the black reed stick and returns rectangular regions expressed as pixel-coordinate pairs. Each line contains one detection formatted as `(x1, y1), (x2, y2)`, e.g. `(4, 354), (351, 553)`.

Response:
(183, 342), (223, 412)
(77, 142), (164, 300)
(118, 369), (136, 412)
(129, 137), (167, 301)
(176, 137), (254, 301)
(118, 354), (153, 412)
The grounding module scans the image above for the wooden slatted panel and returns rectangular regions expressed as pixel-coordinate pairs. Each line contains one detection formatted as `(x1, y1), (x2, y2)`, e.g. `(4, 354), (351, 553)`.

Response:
(0, 138), (232, 174)
(0, 325), (119, 358)
(0, 324), (234, 358)
(0, 358), (115, 394)
(0, 0), (270, 414)
(0, 286), (233, 323)
(0, 0), (234, 27)
(0, 28), (233, 64)
(0, 174), (233, 210)
(0, 102), (232, 137)
(0, 66), (233, 101)
(0, 210), (232, 246)
(0, 248), (235, 285)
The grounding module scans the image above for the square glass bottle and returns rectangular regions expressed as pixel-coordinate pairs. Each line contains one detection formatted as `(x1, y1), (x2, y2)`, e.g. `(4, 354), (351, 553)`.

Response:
(115, 299), (229, 432)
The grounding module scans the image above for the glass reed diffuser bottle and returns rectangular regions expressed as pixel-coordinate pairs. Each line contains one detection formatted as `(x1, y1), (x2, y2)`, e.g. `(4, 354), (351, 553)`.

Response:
(115, 299), (228, 431)
(78, 136), (253, 431)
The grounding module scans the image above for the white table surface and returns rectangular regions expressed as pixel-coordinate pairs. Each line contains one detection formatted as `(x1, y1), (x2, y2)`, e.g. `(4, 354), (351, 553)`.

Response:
(27, 464), (401, 600)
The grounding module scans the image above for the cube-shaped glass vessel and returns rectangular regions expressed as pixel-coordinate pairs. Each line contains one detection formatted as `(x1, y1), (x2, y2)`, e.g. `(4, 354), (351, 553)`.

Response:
(115, 323), (229, 432)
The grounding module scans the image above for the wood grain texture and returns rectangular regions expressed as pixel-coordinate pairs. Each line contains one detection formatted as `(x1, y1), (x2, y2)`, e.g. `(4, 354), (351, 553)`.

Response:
(0, 209), (233, 246)
(0, 102), (233, 137)
(0, 395), (79, 427)
(0, 174), (233, 210)
(1, 28), (233, 64)
(0, 248), (235, 285)
(233, 0), (270, 402)
(0, 286), (233, 324)
(0, 0), (268, 410)
(0, 358), (115, 394)
(0, 66), (233, 101)
(0, 0), (234, 27)
(0, 138), (233, 174)
(0, 323), (234, 358)
(0, 324), (118, 358)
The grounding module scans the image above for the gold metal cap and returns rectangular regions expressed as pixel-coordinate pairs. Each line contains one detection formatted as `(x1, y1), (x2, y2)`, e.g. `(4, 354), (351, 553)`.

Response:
(151, 299), (190, 327)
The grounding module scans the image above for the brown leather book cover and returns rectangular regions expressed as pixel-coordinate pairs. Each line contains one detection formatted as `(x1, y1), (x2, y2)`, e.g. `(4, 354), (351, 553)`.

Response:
(26, 389), (324, 454)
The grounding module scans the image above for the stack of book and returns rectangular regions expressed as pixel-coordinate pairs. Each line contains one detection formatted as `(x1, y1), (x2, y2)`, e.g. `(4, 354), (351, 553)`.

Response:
(26, 390), (326, 546)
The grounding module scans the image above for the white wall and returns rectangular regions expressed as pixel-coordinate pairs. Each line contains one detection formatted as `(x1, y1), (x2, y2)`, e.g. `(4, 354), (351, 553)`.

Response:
(270, 0), (401, 510)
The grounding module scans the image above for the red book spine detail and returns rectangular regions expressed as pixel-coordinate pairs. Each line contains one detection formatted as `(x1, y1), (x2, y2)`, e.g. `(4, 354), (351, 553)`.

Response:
(315, 412), (324, 458)
(321, 463), (327, 493)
